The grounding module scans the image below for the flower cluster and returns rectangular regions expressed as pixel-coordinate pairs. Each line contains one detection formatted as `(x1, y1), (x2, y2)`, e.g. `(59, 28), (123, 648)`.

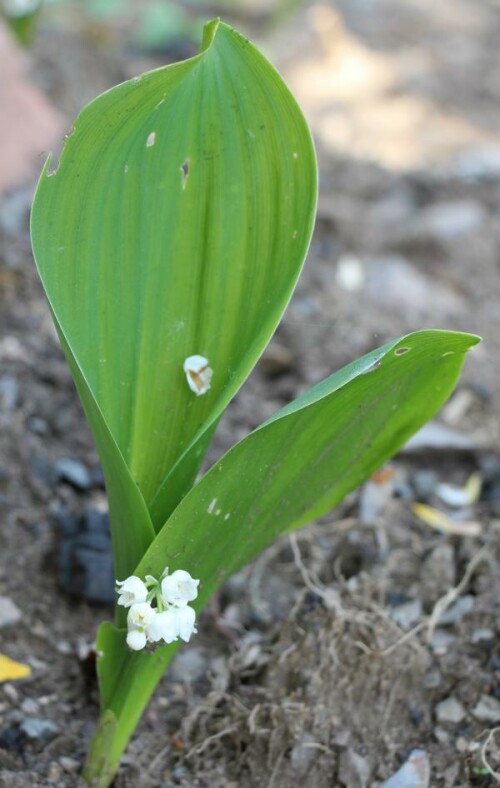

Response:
(116, 569), (199, 651)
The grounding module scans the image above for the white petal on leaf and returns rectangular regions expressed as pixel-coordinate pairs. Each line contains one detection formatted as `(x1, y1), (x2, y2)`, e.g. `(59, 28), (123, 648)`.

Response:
(183, 355), (213, 396)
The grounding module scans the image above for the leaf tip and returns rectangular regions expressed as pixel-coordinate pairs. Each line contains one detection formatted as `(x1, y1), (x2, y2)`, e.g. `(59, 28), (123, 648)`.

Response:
(200, 18), (221, 53)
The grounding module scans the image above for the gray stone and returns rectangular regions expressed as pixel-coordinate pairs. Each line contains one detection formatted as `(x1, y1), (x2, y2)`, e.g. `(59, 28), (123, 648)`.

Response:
(435, 697), (466, 725)
(56, 458), (91, 491)
(404, 422), (486, 453)
(20, 718), (59, 744)
(338, 747), (371, 787)
(471, 628), (495, 644)
(0, 596), (22, 628)
(59, 757), (80, 773)
(471, 695), (500, 723)
(290, 734), (319, 777)
(454, 148), (500, 182)
(169, 647), (207, 683)
(0, 375), (19, 411)
(364, 256), (464, 320)
(412, 470), (439, 500)
(431, 630), (456, 655)
(412, 201), (485, 242)
(20, 698), (39, 715)
(381, 749), (430, 788)
(437, 595), (474, 626)
(27, 417), (48, 436)
(390, 599), (422, 630)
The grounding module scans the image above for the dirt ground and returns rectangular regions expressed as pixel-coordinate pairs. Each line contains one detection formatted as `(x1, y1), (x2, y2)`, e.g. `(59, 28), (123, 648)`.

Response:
(2, 0), (500, 785)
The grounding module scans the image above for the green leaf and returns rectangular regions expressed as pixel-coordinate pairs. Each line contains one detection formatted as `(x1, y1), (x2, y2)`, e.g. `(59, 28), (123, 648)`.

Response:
(87, 622), (179, 784)
(30, 19), (318, 570)
(81, 709), (117, 788)
(136, 330), (480, 592)
(56, 326), (155, 582)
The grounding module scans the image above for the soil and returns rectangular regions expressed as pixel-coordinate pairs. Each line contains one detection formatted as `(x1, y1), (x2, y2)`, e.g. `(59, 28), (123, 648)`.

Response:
(2, 1), (500, 786)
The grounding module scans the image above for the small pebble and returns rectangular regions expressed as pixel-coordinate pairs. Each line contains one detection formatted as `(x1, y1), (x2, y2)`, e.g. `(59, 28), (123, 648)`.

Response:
(435, 697), (466, 725)
(436, 595), (474, 626)
(0, 375), (19, 411)
(20, 718), (59, 744)
(0, 726), (23, 754)
(56, 457), (92, 491)
(471, 628), (494, 644)
(433, 726), (450, 745)
(411, 200), (484, 243)
(169, 648), (207, 684)
(20, 698), (40, 716)
(172, 765), (189, 782)
(380, 749), (430, 788)
(290, 733), (319, 777)
(337, 747), (372, 787)
(46, 762), (62, 781)
(31, 455), (59, 488)
(431, 630), (456, 655)
(59, 756), (80, 773)
(424, 669), (441, 689)
(412, 470), (439, 501)
(26, 417), (48, 436)
(57, 507), (114, 604)
(0, 596), (22, 628)
(471, 694), (500, 723)
(3, 684), (18, 703)
(390, 599), (422, 630)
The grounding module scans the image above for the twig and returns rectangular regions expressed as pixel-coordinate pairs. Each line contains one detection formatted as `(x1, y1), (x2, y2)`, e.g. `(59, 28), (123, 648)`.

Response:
(289, 532), (342, 613)
(481, 727), (500, 783)
(426, 546), (490, 644)
(185, 724), (239, 758)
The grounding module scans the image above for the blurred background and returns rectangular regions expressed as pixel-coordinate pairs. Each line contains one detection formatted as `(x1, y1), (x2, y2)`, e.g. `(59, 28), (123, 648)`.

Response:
(3, 1), (500, 785)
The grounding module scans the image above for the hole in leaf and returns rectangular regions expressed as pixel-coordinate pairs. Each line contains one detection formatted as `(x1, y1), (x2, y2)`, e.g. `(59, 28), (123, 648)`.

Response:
(181, 158), (190, 189)
(146, 132), (156, 147)
(395, 347), (410, 356)
(46, 125), (75, 177)
(441, 351), (455, 358)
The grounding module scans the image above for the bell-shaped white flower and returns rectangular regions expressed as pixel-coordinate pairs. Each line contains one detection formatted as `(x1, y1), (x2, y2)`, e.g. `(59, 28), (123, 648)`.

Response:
(128, 601), (156, 630)
(161, 569), (199, 608)
(126, 602), (156, 651)
(146, 610), (178, 645)
(126, 628), (147, 651)
(116, 576), (148, 608)
(173, 605), (197, 642)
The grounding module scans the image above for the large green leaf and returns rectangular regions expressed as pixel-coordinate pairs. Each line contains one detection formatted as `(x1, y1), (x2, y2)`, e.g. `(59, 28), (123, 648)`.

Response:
(30, 20), (318, 569)
(137, 330), (479, 588)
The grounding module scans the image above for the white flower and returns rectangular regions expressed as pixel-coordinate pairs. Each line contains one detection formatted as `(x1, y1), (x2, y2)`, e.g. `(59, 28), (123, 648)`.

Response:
(146, 610), (178, 644)
(173, 606), (197, 642)
(161, 570), (199, 608)
(126, 602), (156, 650)
(120, 570), (199, 650)
(146, 606), (197, 644)
(126, 629), (147, 651)
(128, 601), (156, 630)
(183, 355), (213, 396)
(116, 575), (148, 608)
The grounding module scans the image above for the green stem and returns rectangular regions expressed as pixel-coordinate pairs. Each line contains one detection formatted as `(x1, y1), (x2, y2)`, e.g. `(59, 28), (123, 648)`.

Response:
(82, 624), (180, 787)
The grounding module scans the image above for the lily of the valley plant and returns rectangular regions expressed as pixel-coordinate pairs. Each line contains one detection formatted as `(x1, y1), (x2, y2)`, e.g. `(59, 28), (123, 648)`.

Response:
(30, 18), (479, 787)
